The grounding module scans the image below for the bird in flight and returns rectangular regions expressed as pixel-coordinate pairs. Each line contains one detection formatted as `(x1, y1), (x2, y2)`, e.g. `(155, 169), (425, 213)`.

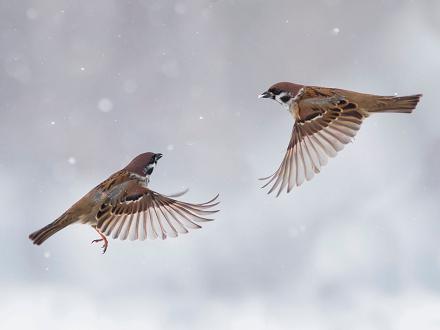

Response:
(29, 152), (219, 253)
(258, 82), (422, 196)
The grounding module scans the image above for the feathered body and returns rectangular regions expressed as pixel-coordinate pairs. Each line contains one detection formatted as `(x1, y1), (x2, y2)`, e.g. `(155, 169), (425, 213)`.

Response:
(29, 152), (219, 252)
(259, 82), (422, 195)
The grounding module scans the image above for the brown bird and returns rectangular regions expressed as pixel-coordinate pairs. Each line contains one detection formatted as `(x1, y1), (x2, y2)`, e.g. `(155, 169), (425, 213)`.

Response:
(258, 82), (422, 196)
(29, 152), (219, 253)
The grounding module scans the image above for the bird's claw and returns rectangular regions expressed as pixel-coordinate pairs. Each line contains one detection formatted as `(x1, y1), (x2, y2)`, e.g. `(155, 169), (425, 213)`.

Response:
(91, 237), (108, 254)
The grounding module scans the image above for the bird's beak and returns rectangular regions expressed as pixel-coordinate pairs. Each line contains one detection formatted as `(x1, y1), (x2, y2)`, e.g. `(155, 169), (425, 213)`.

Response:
(155, 153), (163, 160)
(258, 91), (271, 99)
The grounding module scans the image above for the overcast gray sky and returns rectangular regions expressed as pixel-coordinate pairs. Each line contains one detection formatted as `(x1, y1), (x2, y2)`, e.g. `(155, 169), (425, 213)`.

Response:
(1, 1), (440, 329)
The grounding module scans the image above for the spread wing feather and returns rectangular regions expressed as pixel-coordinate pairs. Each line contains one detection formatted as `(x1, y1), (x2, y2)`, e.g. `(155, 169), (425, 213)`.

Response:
(261, 88), (364, 195)
(96, 185), (219, 240)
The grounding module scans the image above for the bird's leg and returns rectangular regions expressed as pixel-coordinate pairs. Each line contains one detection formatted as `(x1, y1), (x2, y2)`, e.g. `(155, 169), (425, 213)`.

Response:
(91, 227), (109, 254)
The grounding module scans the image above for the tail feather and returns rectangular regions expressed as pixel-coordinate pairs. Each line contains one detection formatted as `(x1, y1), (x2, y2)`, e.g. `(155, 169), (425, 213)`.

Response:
(369, 94), (422, 114)
(29, 215), (70, 245)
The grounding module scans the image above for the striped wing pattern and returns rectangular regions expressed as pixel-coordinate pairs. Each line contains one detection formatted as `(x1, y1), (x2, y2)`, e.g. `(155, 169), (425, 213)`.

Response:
(96, 188), (219, 240)
(261, 99), (364, 196)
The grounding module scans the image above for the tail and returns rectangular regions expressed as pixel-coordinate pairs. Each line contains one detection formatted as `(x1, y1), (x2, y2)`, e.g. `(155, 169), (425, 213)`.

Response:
(368, 94), (422, 114)
(29, 214), (70, 245)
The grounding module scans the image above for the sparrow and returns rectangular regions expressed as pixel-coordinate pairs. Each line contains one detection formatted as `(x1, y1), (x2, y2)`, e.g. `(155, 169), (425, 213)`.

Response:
(258, 82), (422, 196)
(29, 152), (219, 253)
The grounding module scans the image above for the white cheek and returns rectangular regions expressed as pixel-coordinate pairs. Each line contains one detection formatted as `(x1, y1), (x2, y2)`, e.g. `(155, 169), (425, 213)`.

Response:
(274, 95), (282, 104)
(144, 163), (156, 174)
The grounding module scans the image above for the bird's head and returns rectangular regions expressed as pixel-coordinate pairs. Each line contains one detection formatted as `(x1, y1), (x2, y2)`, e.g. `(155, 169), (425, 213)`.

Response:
(124, 152), (163, 177)
(258, 82), (304, 109)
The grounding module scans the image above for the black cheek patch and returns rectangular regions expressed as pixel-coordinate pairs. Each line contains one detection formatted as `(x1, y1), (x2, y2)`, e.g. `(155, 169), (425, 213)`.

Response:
(145, 167), (154, 175)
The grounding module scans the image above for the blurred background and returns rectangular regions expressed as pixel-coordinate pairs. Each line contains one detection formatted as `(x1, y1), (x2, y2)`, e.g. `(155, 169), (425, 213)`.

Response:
(1, 0), (440, 329)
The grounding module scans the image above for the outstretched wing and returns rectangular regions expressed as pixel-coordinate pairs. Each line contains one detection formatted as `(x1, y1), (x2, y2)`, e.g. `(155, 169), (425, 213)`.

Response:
(96, 183), (219, 240)
(261, 88), (365, 196)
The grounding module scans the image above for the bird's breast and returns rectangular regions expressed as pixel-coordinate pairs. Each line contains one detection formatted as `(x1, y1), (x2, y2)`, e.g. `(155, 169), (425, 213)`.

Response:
(290, 102), (301, 120)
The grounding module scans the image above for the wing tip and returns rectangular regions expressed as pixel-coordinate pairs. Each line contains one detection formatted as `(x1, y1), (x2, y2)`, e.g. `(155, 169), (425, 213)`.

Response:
(166, 188), (190, 198)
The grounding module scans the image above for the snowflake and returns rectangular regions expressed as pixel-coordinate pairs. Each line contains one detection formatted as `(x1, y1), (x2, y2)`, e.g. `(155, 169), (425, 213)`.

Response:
(98, 98), (113, 112)
(331, 27), (340, 35)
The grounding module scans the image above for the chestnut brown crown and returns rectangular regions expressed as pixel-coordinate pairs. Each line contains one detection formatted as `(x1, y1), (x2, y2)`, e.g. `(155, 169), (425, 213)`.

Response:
(267, 82), (303, 96)
(124, 152), (162, 176)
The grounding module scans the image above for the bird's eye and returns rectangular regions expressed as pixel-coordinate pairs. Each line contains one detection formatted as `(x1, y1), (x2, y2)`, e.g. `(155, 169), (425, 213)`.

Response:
(280, 95), (291, 103)
(269, 88), (281, 95)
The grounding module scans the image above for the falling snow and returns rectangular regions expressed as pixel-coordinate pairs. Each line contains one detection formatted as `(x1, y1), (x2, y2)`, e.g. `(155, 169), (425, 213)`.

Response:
(6, 2), (438, 330)
(331, 27), (340, 35)
(97, 98), (113, 112)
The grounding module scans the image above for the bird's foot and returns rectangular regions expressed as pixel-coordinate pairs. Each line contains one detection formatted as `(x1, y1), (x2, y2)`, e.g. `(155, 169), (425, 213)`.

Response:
(91, 228), (109, 254)
(91, 238), (108, 254)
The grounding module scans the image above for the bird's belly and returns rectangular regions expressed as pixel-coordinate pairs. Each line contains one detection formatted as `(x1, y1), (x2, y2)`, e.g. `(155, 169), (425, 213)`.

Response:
(78, 213), (98, 225)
